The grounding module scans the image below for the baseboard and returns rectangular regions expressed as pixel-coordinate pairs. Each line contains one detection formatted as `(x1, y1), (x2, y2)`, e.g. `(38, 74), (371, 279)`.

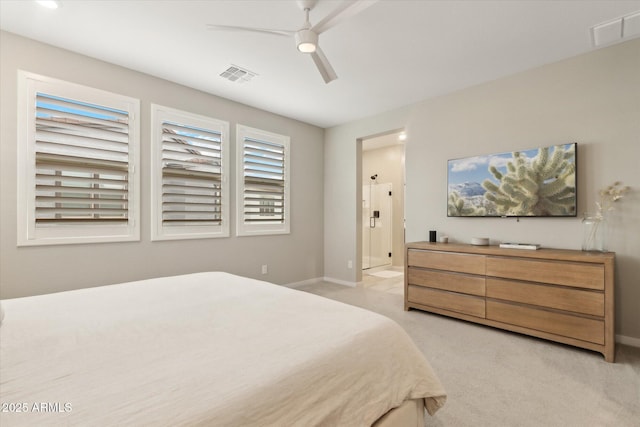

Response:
(285, 277), (357, 288)
(616, 334), (640, 348)
(322, 277), (357, 287)
(284, 277), (323, 289)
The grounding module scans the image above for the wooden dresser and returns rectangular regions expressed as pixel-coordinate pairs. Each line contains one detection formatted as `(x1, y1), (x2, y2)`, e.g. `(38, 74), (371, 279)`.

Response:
(405, 242), (615, 362)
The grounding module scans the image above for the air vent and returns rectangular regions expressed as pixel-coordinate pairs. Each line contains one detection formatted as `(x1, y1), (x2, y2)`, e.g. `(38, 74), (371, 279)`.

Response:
(219, 65), (257, 83)
(591, 10), (640, 47)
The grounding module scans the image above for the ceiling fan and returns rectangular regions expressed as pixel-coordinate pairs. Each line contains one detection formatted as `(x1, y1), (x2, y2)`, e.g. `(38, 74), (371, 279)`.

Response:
(206, 0), (378, 84)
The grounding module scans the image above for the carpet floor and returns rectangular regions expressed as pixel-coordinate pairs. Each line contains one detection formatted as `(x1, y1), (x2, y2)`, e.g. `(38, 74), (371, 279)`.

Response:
(295, 281), (640, 427)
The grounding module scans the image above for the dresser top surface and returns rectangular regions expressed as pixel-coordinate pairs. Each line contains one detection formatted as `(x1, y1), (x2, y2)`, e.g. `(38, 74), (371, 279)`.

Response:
(406, 241), (615, 263)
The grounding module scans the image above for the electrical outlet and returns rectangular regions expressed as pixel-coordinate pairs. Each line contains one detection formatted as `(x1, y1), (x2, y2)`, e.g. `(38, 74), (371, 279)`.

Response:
(261, 265), (268, 275)
(347, 260), (353, 269)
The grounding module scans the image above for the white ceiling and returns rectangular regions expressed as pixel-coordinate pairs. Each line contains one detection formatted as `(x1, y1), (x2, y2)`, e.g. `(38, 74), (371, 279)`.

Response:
(1, 0), (639, 128)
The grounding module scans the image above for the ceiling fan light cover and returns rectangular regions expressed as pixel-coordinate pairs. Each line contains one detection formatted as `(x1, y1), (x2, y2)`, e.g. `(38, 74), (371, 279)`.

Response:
(36, 0), (61, 9)
(295, 29), (318, 53)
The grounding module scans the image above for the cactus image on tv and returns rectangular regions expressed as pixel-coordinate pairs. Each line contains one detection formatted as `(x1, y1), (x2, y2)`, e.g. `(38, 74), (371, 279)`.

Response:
(447, 143), (576, 217)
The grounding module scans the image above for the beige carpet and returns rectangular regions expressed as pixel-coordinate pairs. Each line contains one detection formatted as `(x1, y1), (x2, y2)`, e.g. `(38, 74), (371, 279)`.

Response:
(295, 281), (640, 427)
(369, 270), (404, 279)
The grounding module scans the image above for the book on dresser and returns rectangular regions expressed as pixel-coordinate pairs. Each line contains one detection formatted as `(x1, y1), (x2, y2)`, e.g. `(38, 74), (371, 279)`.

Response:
(404, 242), (615, 362)
(498, 242), (540, 250)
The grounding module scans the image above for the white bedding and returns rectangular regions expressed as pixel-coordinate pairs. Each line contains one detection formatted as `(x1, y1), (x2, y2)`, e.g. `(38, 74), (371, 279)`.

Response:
(0, 272), (446, 426)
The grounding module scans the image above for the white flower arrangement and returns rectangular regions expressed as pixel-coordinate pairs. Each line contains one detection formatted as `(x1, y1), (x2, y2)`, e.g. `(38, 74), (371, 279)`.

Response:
(583, 181), (630, 251)
(595, 181), (630, 220)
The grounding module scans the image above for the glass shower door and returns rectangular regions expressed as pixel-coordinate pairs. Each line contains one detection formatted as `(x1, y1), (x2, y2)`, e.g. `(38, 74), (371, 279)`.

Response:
(362, 182), (392, 270)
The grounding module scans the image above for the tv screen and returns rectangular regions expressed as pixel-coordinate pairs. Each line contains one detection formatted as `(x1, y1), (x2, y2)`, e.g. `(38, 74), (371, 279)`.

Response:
(447, 142), (577, 217)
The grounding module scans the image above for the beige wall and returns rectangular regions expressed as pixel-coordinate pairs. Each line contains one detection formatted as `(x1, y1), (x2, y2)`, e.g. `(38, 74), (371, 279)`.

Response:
(0, 31), (325, 298)
(362, 144), (405, 267)
(325, 39), (640, 341)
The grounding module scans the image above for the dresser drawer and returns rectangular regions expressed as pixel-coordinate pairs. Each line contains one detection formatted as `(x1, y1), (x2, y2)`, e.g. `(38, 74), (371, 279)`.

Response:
(486, 300), (604, 344)
(486, 278), (604, 316)
(486, 257), (604, 290)
(408, 249), (485, 275)
(408, 285), (485, 318)
(408, 267), (485, 296)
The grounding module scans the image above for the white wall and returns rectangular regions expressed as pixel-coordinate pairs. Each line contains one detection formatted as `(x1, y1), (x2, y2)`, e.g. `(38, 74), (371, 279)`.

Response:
(325, 39), (640, 340)
(0, 31), (325, 298)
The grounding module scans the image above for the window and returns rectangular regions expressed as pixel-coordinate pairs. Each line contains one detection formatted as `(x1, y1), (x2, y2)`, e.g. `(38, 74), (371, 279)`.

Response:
(151, 105), (229, 240)
(17, 71), (140, 246)
(236, 125), (290, 236)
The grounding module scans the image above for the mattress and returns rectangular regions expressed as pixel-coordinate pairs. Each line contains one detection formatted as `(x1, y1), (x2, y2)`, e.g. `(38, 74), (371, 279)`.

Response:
(0, 272), (446, 426)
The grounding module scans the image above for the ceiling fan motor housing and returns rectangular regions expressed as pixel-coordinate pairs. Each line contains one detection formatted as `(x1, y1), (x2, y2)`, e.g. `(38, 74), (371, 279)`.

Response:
(295, 29), (318, 53)
(297, 0), (318, 11)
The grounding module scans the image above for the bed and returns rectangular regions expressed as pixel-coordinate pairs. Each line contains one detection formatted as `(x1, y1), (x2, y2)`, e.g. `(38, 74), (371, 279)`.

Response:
(0, 272), (446, 426)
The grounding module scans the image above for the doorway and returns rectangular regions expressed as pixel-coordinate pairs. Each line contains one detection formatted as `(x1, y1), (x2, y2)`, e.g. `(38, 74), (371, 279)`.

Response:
(360, 131), (406, 278)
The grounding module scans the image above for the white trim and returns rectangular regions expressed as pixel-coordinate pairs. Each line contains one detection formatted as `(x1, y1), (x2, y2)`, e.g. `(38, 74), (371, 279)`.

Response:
(363, 265), (402, 274)
(150, 104), (230, 241)
(322, 277), (357, 287)
(17, 71), (140, 246)
(616, 334), (640, 348)
(284, 277), (324, 289)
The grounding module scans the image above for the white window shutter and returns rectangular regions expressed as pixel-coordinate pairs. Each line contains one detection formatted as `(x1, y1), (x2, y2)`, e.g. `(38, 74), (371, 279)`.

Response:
(34, 93), (130, 224)
(236, 125), (290, 236)
(151, 105), (229, 240)
(17, 71), (140, 246)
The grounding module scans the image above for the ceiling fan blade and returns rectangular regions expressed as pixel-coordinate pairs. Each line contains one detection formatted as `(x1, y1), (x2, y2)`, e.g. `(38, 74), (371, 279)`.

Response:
(206, 24), (294, 37)
(311, 0), (378, 34)
(310, 47), (337, 84)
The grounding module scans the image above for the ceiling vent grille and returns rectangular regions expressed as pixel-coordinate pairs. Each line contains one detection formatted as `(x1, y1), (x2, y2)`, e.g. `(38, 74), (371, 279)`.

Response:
(220, 65), (257, 83)
(591, 11), (640, 47)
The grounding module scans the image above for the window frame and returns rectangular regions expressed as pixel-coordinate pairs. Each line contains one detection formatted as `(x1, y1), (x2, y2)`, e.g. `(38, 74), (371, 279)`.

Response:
(236, 124), (290, 237)
(17, 71), (140, 246)
(150, 104), (230, 241)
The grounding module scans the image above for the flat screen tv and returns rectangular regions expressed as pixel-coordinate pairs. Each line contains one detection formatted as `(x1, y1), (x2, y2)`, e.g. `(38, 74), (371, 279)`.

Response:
(447, 142), (577, 217)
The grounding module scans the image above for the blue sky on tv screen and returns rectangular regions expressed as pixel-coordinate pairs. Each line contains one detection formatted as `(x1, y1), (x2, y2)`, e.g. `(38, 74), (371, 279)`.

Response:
(448, 143), (575, 187)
